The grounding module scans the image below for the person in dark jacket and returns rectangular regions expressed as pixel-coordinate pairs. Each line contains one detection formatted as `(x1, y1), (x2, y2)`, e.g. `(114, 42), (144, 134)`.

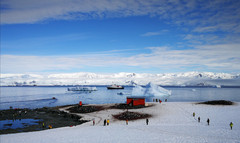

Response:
(104, 119), (106, 126)
(207, 118), (210, 125)
(146, 118), (149, 125)
(198, 117), (200, 122)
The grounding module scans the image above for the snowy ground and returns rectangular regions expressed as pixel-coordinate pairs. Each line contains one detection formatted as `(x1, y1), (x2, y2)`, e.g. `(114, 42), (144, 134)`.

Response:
(1, 102), (240, 143)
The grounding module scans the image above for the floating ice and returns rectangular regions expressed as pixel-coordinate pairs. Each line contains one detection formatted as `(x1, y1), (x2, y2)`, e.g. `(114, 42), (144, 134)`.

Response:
(132, 82), (171, 97)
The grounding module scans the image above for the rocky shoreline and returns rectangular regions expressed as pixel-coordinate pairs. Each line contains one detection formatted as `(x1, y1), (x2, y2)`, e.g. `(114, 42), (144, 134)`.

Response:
(0, 103), (154, 135)
(0, 105), (88, 135)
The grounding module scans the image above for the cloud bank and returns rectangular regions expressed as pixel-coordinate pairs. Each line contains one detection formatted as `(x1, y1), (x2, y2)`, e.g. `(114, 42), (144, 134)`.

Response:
(1, 44), (240, 73)
(1, 0), (240, 74)
(1, 0), (240, 34)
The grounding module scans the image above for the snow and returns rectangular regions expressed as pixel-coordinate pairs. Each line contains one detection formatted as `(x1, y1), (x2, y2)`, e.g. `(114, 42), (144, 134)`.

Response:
(1, 72), (240, 86)
(1, 102), (240, 143)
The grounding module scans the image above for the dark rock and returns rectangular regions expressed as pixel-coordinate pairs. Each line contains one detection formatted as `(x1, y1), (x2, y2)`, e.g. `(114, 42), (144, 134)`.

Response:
(113, 111), (151, 121)
(197, 100), (234, 105)
(67, 105), (104, 113)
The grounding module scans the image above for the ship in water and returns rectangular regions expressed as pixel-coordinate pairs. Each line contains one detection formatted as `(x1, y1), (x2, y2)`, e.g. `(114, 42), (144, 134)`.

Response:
(107, 84), (124, 89)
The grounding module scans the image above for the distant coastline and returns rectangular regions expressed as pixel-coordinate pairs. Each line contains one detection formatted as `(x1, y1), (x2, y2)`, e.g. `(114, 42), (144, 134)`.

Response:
(1, 85), (240, 88)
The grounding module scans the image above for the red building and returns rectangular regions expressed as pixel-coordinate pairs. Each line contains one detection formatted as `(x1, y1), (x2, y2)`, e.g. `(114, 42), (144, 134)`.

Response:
(127, 97), (145, 106)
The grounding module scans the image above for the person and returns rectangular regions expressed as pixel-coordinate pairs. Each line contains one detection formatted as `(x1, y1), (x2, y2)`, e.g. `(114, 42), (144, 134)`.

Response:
(104, 119), (106, 126)
(207, 118), (210, 125)
(48, 125), (52, 129)
(107, 119), (110, 126)
(198, 117), (200, 122)
(146, 118), (149, 125)
(193, 112), (195, 117)
(42, 122), (45, 128)
(230, 122), (233, 130)
(126, 119), (128, 125)
(159, 100), (162, 104)
(93, 119), (95, 126)
(79, 101), (82, 107)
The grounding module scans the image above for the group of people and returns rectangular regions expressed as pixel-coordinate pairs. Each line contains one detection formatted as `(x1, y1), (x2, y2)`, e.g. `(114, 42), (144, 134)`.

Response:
(42, 122), (53, 129)
(103, 119), (110, 126)
(193, 112), (234, 130)
(153, 99), (166, 103)
(193, 112), (209, 125)
(102, 118), (150, 126)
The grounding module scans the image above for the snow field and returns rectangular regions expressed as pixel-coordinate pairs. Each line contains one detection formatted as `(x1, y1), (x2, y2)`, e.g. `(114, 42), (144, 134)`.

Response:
(1, 102), (240, 143)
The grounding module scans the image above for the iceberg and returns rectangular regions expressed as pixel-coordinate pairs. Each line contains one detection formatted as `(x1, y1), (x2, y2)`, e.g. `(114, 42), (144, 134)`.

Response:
(132, 82), (171, 97)
(67, 86), (97, 91)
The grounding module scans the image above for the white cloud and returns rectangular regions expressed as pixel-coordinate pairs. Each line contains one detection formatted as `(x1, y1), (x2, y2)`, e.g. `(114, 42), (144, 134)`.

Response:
(141, 30), (168, 37)
(1, 0), (155, 24)
(141, 32), (161, 37)
(193, 26), (218, 33)
(1, 0), (240, 35)
(2, 44), (240, 73)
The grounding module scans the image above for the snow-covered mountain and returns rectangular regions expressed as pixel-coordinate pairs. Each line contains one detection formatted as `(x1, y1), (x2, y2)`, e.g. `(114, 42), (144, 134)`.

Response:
(1, 72), (240, 86)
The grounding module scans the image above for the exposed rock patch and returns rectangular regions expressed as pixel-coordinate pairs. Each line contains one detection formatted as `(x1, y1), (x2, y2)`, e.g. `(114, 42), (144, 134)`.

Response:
(67, 105), (105, 113)
(113, 111), (151, 121)
(197, 100), (234, 105)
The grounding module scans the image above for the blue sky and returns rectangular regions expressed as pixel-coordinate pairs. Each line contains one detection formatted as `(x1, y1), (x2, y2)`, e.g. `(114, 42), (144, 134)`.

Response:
(1, 0), (240, 74)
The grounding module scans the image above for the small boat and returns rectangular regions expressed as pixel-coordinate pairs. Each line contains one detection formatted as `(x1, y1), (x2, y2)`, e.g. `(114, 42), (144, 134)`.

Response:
(68, 86), (97, 91)
(117, 92), (131, 95)
(107, 84), (124, 89)
(117, 92), (124, 95)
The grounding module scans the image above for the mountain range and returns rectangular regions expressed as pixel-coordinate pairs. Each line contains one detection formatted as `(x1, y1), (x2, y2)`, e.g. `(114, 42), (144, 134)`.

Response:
(1, 72), (240, 86)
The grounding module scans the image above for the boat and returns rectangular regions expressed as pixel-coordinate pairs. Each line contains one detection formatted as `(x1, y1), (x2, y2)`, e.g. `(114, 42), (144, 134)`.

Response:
(67, 86), (97, 91)
(117, 92), (131, 95)
(107, 84), (124, 89)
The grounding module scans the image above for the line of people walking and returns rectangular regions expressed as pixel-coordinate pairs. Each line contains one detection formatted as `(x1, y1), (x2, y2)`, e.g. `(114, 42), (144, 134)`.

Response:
(103, 118), (149, 126)
(193, 112), (233, 130)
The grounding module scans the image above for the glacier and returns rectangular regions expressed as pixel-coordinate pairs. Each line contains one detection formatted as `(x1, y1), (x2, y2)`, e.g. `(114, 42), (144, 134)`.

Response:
(0, 72), (240, 86)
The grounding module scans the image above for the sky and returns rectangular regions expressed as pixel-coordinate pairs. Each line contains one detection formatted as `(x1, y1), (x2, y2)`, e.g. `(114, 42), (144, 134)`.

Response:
(1, 0), (240, 74)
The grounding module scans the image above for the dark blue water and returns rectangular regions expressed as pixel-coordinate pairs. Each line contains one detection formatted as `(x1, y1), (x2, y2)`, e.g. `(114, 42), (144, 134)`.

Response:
(0, 86), (240, 110)
(0, 119), (41, 130)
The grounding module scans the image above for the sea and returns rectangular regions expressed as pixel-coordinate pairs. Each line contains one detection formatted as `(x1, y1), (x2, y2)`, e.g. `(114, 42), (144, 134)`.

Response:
(1, 86), (240, 110)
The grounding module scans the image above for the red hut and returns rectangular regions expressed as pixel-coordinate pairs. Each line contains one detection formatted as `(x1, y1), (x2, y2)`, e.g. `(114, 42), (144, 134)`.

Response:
(127, 97), (145, 106)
